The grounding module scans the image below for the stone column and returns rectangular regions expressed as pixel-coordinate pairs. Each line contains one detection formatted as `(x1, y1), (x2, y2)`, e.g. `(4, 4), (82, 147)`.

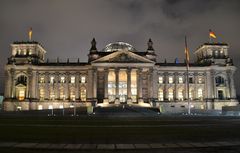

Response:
(104, 68), (109, 99)
(137, 69), (143, 101)
(194, 73), (198, 99)
(174, 72), (177, 101)
(87, 69), (93, 100)
(211, 71), (216, 99)
(45, 74), (49, 100)
(31, 71), (37, 99)
(55, 73), (59, 100)
(152, 69), (158, 100)
(93, 68), (97, 99)
(27, 69), (32, 99)
(115, 68), (119, 98)
(127, 68), (131, 99)
(4, 70), (12, 98)
(228, 70), (237, 99)
(206, 71), (212, 100)
(75, 73), (80, 100)
(148, 69), (153, 100)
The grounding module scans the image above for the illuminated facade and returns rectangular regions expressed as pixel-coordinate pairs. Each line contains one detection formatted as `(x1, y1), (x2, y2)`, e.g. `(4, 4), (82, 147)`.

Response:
(3, 38), (239, 111)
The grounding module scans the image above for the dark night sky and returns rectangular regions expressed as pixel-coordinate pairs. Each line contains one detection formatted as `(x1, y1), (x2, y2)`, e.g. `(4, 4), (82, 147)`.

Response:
(0, 0), (240, 95)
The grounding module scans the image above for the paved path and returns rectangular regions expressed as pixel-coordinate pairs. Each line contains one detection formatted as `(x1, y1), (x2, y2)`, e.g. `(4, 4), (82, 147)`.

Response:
(0, 141), (240, 150)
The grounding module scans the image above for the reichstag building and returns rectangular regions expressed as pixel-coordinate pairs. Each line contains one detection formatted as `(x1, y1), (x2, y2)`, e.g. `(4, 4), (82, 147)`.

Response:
(3, 38), (238, 112)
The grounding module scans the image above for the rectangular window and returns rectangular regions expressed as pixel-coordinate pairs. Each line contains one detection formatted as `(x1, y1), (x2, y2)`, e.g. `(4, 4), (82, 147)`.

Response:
(178, 76), (183, 84)
(198, 77), (203, 84)
(71, 76), (75, 84)
(197, 88), (203, 99)
(189, 77), (193, 84)
(168, 89), (173, 101)
(81, 76), (86, 83)
(50, 76), (54, 84)
(178, 90), (183, 101)
(158, 76), (163, 84)
(40, 77), (45, 83)
(39, 89), (44, 101)
(60, 77), (65, 83)
(168, 76), (173, 84)
(158, 89), (164, 101)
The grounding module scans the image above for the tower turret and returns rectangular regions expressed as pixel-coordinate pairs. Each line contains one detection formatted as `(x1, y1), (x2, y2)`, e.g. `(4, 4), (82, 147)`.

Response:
(195, 42), (233, 66)
(88, 38), (99, 62)
(145, 38), (156, 62)
(8, 41), (46, 65)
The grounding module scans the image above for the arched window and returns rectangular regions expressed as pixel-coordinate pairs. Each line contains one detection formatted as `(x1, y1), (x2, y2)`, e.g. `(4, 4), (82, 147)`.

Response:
(16, 75), (27, 86)
(39, 88), (45, 101)
(70, 89), (76, 101)
(59, 88), (65, 100)
(158, 88), (164, 101)
(178, 89), (183, 101)
(215, 76), (225, 86)
(108, 70), (116, 102)
(15, 75), (27, 101)
(168, 89), (174, 101)
(80, 87), (86, 101)
(197, 88), (203, 99)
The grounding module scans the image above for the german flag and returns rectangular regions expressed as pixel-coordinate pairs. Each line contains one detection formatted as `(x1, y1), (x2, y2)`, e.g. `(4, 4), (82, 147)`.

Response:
(209, 29), (216, 38)
(29, 27), (32, 41)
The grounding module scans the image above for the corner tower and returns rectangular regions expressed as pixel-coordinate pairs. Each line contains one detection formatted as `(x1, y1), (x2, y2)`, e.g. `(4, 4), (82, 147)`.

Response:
(8, 41), (46, 65)
(195, 43), (233, 66)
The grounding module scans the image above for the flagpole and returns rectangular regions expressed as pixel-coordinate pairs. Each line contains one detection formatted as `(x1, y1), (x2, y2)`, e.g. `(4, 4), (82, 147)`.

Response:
(209, 29), (211, 43)
(185, 36), (191, 115)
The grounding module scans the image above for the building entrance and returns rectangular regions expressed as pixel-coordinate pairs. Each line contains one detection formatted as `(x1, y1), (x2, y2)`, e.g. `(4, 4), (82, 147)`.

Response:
(119, 70), (127, 103)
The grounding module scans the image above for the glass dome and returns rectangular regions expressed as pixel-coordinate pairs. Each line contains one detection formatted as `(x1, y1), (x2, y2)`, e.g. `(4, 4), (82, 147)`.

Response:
(103, 42), (136, 52)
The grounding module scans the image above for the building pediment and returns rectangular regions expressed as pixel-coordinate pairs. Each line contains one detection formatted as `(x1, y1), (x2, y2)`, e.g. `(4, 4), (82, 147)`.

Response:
(15, 83), (26, 88)
(91, 50), (154, 64)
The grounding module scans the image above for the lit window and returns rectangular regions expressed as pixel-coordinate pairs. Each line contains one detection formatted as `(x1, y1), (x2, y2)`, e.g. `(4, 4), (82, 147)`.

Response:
(158, 89), (164, 101)
(29, 50), (32, 55)
(168, 76), (173, 84)
(71, 76), (75, 84)
(178, 89), (183, 101)
(198, 77), (203, 84)
(158, 76), (163, 84)
(197, 88), (203, 99)
(38, 105), (43, 110)
(50, 90), (55, 100)
(18, 90), (25, 101)
(178, 76), (183, 84)
(108, 71), (116, 102)
(70, 90), (75, 101)
(60, 76), (65, 83)
(39, 89), (44, 101)
(168, 89), (173, 101)
(59, 88), (65, 100)
(40, 77), (45, 83)
(189, 90), (193, 100)
(50, 76), (54, 84)
(81, 76), (86, 83)
(131, 70), (137, 102)
(48, 105), (53, 109)
(80, 87), (87, 101)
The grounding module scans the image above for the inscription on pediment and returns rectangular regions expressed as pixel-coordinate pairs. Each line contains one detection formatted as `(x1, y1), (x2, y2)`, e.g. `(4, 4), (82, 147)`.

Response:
(108, 53), (142, 63)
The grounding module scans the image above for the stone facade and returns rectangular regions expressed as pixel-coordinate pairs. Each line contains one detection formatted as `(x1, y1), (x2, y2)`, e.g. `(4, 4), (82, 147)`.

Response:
(3, 39), (239, 111)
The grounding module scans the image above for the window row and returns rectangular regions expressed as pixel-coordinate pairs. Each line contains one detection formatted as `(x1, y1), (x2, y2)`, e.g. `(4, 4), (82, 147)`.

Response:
(39, 87), (87, 101)
(158, 76), (204, 84)
(39, 76), (86, 84)
(158, 88), (203, 101)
